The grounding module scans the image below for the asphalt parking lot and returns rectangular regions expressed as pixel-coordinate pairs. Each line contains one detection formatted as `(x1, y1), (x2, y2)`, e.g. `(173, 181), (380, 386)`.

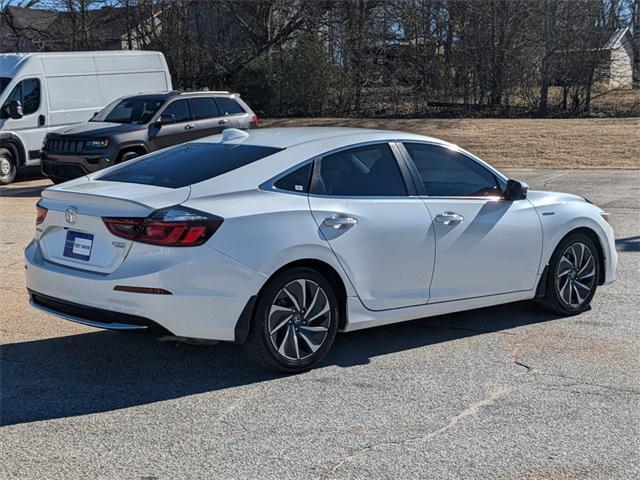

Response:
(1, 168), (639, 479)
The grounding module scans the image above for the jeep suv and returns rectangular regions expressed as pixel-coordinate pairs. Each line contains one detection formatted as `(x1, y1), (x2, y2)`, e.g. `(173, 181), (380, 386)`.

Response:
(41, 91), (258, 183)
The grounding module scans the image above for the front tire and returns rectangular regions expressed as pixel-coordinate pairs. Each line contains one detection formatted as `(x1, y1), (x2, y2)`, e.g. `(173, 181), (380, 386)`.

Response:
(245, 267), (339, 373)
(0, 148), (17, 185)
(537, 232), (600, 315)
(118, 151), (140, 163)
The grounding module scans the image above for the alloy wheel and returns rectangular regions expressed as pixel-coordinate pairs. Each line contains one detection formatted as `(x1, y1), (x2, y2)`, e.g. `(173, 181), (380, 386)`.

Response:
(268, 279), (331, 361)
(0, 157), (11, 177)
(555, 242), (596, 308)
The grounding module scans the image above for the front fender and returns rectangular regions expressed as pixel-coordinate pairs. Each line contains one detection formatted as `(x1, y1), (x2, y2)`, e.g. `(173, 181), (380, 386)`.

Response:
(0, 131), (27, 165)
(537, 201), (616, 283)
(117, 141), (149, 154)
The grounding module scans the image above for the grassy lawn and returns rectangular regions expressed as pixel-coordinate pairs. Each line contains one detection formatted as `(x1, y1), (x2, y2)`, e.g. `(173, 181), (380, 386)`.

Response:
(263, 117), (640, 169)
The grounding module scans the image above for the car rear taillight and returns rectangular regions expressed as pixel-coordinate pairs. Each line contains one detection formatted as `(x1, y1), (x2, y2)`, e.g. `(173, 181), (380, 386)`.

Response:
(251, 114), (259, 127)
(103, 206), (223, 247)
(36, 205), (48, 225)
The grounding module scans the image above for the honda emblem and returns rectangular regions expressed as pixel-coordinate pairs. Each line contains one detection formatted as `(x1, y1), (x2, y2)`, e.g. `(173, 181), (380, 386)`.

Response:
(65, 207), (77, 224)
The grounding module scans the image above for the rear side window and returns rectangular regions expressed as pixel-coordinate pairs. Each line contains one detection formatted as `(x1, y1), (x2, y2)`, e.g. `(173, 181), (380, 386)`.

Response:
(274, 163), (312, 192)
(162, 99), (191, 122)
(311, 144), (407, 197)
(98, 143), (283, 188)
(216, 97), (245, 115)
(190, 97), (220, 119)
(404, 143), (503, 197)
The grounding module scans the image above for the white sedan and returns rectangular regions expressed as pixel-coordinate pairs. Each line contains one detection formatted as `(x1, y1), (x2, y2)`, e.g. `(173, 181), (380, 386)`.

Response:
(25, 128), (617, 372)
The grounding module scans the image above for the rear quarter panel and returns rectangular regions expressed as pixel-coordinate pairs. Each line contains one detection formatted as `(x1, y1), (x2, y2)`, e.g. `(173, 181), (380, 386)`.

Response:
(184, 189), (358, 297)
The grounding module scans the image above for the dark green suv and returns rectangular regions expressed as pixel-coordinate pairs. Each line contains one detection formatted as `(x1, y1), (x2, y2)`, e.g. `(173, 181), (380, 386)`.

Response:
(41, 91), (258, 183)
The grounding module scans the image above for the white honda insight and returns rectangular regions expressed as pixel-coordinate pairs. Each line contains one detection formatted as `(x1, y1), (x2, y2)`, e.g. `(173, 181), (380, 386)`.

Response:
(25, 127), (617, 372)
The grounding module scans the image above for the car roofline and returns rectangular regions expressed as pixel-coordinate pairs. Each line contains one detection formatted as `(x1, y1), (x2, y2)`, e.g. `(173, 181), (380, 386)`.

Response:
(198, 127), (452, 149)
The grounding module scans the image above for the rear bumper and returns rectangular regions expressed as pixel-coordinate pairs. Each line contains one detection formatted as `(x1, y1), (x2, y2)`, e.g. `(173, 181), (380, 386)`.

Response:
(41, 151), (115, 181)
(29, 292), (159, 331)
(25, 240), (267, 341)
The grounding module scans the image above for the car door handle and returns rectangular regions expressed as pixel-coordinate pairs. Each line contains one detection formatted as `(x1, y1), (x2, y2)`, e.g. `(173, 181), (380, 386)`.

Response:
(435, 212), (464, 225)
(185, 123), (195, 130)
(219, 119), (228, 125)
(323, 215), (358, 229)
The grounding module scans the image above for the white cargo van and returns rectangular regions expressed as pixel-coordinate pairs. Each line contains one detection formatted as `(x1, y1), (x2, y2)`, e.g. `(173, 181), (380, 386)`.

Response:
(0, 51), (172, 184)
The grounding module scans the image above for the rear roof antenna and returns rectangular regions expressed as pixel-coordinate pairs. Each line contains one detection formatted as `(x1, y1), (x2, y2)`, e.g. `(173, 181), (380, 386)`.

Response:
(221, 128), (250, 143)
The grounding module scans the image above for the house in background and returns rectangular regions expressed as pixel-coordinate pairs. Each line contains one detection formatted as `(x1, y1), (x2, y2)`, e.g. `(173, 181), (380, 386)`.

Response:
(596, 27), (640, 89)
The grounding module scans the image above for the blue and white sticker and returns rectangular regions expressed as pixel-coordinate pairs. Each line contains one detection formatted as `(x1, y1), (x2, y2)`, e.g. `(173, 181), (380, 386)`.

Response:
(63, 231), (94, 261)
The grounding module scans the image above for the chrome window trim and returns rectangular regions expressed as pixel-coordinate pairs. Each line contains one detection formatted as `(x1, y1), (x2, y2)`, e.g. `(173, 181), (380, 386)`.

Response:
(418, 195), (504, 201)
(259, 138), (505, 201)
(260, 139), (419, 199)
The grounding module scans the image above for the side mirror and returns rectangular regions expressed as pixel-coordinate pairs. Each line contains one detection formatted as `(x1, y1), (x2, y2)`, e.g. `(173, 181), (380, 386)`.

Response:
(7, 100), (23, 119)
(503, 179), (528, 201)
(156, 113), (175, 126)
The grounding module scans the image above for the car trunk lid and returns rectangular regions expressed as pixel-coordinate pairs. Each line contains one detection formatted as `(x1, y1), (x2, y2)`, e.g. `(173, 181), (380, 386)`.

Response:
(37, 180), (190, 274)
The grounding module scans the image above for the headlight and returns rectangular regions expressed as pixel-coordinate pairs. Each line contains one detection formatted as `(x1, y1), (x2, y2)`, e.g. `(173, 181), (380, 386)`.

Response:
(601, 212), (610, 224)
(86, 139), (109, 149)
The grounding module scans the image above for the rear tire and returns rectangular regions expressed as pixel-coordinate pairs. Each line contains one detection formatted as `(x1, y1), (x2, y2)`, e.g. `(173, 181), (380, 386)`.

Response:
(536, 232), (600, 315)
(245, 267), (339, 373)
(0, 148), (17, 185)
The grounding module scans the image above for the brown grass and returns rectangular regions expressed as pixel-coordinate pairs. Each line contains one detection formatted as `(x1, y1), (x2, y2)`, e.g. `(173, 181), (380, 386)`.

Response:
(263, 117), (640, 169)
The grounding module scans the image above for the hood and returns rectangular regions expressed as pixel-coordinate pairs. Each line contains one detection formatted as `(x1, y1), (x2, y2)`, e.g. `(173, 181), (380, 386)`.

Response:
(51, 121), (145, 137)
(527, 190), (588, 208)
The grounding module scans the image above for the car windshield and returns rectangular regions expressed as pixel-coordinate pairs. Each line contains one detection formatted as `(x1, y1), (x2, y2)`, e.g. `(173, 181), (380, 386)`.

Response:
(0, 77), (11, 96)
(91, 97), (165, 124)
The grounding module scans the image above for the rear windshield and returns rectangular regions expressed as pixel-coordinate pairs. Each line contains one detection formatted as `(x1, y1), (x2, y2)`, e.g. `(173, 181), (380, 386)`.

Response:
(97, 142), (282, 188)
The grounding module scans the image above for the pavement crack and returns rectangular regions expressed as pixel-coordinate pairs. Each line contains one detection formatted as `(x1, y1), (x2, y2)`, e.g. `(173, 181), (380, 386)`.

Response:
(514, 359), (531, 371)
(317, 387), (513, 479)
(501, 332), (532, 372)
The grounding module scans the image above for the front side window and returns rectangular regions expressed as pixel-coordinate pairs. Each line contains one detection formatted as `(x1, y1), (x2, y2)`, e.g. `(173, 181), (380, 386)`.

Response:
(161, 99), (191, 123)
(216, 97), (245, 115)
(404, 143), (503, 197)
(1, 78), (40, 117)
(311, 144), (407, 197)
(91, 97), (164, 124)
(190, 97), (220, 119)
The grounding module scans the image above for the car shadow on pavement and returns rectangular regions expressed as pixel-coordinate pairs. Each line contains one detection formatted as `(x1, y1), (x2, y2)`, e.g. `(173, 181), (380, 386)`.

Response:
(0, 167), (50, 198)
(0, 185), (49, 198)
(615, 236), (640, 252)
(1, 301), (561, 426)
